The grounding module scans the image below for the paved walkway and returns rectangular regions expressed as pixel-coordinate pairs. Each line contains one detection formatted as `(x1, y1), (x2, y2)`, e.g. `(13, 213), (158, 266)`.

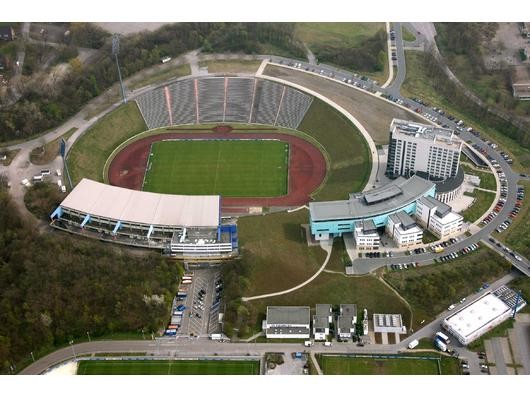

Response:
(242, 239), (333, 301)
(380, 22), (395, 89)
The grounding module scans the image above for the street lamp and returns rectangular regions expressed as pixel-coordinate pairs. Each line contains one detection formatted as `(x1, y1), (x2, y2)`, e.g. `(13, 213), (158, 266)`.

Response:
(30, 351), (35, 362)
(69, 340), (77, 360)
(112, 34), (127, 104)
(141, 329), (145, 340)
(86, 331), (91, 342)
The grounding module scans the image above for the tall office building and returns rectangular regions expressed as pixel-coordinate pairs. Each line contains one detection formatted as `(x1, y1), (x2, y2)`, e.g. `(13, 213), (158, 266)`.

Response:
(386, 119), (462, 180)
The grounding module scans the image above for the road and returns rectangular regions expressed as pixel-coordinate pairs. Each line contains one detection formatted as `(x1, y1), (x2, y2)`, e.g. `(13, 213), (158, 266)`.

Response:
(23, 271), (519, 375)
(386, 22), (406, 97)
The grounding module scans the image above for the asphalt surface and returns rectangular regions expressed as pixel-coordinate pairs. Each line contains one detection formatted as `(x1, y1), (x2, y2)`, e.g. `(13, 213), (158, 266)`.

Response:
(386, 22), (406, 97)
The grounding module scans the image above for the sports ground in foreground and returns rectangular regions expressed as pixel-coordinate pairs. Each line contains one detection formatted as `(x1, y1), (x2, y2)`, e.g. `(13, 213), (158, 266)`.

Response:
(318, 355), (445, 375)
(142, 139), (288, 196)
(77, 359), (260, 375)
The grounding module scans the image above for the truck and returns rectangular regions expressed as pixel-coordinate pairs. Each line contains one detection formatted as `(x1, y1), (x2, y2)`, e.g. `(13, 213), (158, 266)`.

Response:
(408, 339), (419, 349)
(182, 276), (193, 281)
(209, 333), (223, 340)
(304, 340), (313, 347)
(434, 338), (448, 352)
(182, 279), (192, 284)
(435, 331), (450, 344)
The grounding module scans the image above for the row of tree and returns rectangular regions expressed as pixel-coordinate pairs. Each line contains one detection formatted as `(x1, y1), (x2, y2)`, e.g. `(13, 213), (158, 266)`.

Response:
(0, 181), (181, 373)
(0, 23), (305, 143)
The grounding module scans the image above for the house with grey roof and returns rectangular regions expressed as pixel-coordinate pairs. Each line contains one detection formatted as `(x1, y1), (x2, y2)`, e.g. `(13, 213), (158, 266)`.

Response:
(337, 304), (357, 340)
(313, 304), (332, 340)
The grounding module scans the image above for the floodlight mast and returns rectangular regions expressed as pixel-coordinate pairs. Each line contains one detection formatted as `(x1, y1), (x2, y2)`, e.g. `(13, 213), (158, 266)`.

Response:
(112, 34), (127, 104)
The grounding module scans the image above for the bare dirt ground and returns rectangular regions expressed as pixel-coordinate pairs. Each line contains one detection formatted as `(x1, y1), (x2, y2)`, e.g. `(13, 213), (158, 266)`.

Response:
(264, 65), (424, 145)
(484, 23), (530, 70)
(94, 22), (169, 35)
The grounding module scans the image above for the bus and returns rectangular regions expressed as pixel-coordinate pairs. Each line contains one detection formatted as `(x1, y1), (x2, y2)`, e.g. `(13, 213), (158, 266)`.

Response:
(182, 279), (192, 284)
(182, 276), (193, 281)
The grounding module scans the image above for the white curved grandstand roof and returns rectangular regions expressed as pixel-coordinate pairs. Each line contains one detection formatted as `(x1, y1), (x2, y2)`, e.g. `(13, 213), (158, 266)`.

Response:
(60, 179), (220, 228)
(309, 176), (435, 221)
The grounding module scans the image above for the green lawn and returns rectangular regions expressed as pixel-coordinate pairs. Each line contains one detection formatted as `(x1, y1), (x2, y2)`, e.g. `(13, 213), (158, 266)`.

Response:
(460, 163), (497, 191)
(497, 180), (530, 257)
(402, 51), (530, 172)
(461, 189), (496, 223)
(77, 359), (259, 375)
(384, 246), (512, 328)
(30, 127), (78, 165)
(198, 59), (262, 74)
(401, 26), (416, 42)
(67, 102), (147, 184)
(143, 139), (288, 196)
(318, 354), (445, 375)
(296, 23), (384, 50)
(298, 98), (371, 200)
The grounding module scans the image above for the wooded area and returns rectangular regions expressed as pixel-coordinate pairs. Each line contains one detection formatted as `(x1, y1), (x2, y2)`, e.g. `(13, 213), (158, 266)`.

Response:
(0, 23), (304, 143)
(0, 181), (181, 373)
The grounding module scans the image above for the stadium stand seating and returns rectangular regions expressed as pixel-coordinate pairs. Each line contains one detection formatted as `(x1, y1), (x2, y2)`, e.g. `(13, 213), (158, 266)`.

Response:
(251, 80), (284, 126)
(135, 76), (313, 130)
(135, 87), (171, 129)
(168, 79), (196, 125)
(198, 77), (225, 123)
(276, 87), (313, 129)
(225, 77), (255, 123)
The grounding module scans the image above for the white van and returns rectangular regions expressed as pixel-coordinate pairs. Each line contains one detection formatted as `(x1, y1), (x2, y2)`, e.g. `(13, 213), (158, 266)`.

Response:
(40, 169), (50, 176)
(324, 341), (332, 347)
(56, 169), (62, 177)
(33, 175), (43, 182)
(57, 180), (62, 188)
(61, 185), (66, 193)
(408, 339), (419, 349)
(304, 340), (313, 347)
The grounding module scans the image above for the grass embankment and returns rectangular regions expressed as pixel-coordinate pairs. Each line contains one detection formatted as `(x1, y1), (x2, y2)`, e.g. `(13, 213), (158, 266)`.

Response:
(143, 139), (288, 197)
(77, 359), (259, 375)
(461, 189), (496, 223)
(30, 127), (78, 165)
(401, 26), (416, 42)
(67, 102), (147, 184)
(383, 247), (511, 328)
(129, 63), (191, 90)
(318, 353), (460, 375)
(198, 59), (261, 74)
(460, 162), (497, 191)
(298, 98), (370, 200)
(497, 180), (530, 258)
(402, 51), (530, 172)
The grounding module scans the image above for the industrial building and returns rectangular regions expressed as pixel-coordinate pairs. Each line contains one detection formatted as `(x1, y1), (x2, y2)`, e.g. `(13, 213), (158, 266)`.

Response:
(415, 196), (463, 239)
(309, 175), (435, 241)
(263, 306), (311, 339)
(385, 211), (423, 248)
(386, 119), (462, 180)
(442, 286), (527, 345)
(313, 304), (332, 341)
(49, 178), (238, 259)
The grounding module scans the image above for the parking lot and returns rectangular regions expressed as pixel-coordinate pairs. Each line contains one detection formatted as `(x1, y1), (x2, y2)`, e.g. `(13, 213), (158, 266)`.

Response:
(171, 268), (223, 338)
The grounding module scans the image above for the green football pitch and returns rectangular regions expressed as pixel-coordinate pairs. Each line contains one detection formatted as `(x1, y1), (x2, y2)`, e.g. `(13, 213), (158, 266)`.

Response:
(319, 355), (441, 375)
(77, 359), (260, 375)
(142, 139), (289, 196)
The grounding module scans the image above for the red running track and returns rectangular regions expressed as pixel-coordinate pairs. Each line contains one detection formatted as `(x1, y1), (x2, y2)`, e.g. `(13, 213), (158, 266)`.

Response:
(107, 129), (327, 208)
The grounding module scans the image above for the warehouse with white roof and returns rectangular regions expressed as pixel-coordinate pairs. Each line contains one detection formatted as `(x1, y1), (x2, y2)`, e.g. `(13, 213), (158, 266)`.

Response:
(442, 286), (526, 345)
(50, 178), (238, 258)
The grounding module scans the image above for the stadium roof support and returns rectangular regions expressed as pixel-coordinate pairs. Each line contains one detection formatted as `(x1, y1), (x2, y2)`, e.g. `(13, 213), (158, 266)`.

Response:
(50, 206), (63, 220)
(80, 214), (91, 228)
(147, 225), (154, 239)
(112, 221), (122, 235)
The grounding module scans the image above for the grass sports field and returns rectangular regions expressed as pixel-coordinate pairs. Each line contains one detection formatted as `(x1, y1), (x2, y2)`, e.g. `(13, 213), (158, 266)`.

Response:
(318, 355), (441, 375)
(77, 359), (260, 375)
(142, 139), (288, 196)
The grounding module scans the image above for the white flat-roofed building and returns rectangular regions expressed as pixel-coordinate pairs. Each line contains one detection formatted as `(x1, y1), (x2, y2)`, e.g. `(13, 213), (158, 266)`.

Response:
(442, 286), (526, 345)
(416, 196), (463, 238)
(386, 118), (462, 180)
(49, 178), (238, 258)
(373, 313), (407, 334)
(386, 211), (423, 248)
(264, 306), (311, 339)
(354, 220), (380, 250)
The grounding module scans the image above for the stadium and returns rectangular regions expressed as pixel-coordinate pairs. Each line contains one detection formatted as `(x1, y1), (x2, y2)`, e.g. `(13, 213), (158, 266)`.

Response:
(56, 72), (373, 257)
